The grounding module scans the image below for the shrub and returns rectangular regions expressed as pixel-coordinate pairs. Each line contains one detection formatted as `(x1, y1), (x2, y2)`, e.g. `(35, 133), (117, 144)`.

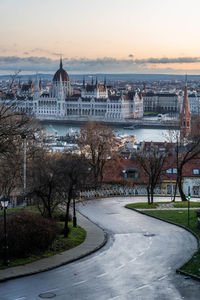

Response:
(0, 212), (61, 258)
(53, 209), (72, 222)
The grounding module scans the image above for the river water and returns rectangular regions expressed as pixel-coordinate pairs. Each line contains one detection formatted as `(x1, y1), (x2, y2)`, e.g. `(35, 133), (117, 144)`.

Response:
(43, 123), (173, 142)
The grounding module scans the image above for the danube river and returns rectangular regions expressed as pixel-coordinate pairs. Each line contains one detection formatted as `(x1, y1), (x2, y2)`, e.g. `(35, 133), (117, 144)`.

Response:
(43, 123), (174, 142)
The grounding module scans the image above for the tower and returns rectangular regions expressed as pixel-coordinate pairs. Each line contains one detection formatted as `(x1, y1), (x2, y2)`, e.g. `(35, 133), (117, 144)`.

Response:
(180, 76), (191, 140)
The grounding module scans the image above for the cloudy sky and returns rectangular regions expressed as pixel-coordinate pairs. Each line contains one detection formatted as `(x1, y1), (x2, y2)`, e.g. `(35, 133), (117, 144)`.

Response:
(1, 0), (200, 74)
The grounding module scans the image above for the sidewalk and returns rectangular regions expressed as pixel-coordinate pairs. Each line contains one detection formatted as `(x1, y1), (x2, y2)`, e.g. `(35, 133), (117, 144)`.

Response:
(0, 212), (107, 282)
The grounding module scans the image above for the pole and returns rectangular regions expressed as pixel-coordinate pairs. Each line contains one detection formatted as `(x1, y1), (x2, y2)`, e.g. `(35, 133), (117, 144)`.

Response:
(73, 197), (77, 228)
(3, 207), (9, 266)
(188, 193), (191, 226)
(23, 137), (26, 206)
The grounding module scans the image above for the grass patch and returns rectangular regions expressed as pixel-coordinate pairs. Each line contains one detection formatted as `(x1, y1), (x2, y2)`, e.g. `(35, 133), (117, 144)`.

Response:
(173, 201), (200, 208)
(0, 205), (39, 216)
(128, 204), (200, 277)
(0, 222), (86, 269)
(126, 202), (159, 209)
(126, 201), (200, 210)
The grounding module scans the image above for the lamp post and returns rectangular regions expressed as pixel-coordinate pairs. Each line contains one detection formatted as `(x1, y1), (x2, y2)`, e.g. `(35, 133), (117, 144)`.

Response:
(1, 196), (9, 266)
(187, 192), (191, 226)
(21, 134), (26, 206)
(73, 189), (77, 228)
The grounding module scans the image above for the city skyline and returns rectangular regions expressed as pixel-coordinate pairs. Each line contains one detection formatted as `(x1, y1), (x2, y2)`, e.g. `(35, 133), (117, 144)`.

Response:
(1, 0), (200, 74)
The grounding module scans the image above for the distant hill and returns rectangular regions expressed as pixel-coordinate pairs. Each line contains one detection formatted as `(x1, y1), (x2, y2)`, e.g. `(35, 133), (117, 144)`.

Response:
(1, 73), (200, 82)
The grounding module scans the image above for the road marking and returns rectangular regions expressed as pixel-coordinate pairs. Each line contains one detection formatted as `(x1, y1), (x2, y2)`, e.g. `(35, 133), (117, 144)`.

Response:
(97, 272), (107, 278)
(40, 288), (59, 293)
(116, 264), (125, 270)
(130, 258), (136, 262)
(138, 251), (145, 256)
(158, 275), (168, 281)
(72, 280), (87, 286)
(135, 284), (150, 291)
(14, 298), (26, 300)
(107, 296), (120, 300)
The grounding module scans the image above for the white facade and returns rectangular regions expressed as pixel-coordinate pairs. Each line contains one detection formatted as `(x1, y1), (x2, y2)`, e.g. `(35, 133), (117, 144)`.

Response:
(0, 62), (144, 122)
(143, 92), (181, 113)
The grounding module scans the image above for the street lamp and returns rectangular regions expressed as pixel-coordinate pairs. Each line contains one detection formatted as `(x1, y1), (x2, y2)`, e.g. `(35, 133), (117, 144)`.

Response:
(188, 192), (191, 226)
(1, 196), (9, 266)
(73, 189), (77, 228)
(21, 134), (26, 206)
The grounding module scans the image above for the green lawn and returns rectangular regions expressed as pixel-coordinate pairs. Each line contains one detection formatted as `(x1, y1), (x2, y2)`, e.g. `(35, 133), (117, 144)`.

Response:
(126, 201), (200, 210)
(126, 202), (167, 209)
(127, 204), (200, 277)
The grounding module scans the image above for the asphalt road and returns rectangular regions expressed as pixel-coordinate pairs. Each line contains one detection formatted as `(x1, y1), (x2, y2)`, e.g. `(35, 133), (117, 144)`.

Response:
(0, 197), (200, 300)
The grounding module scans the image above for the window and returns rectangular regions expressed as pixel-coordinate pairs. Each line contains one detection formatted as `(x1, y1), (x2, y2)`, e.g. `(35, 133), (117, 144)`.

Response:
(193, 186), (199, 195)
(193, 169), (199, 175)
(166, 185), (172, 194)
(166, 168), (177, 174)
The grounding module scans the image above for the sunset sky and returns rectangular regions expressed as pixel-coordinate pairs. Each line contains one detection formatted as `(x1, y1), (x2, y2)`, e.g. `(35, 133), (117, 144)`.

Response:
(1, 0), (200, 74)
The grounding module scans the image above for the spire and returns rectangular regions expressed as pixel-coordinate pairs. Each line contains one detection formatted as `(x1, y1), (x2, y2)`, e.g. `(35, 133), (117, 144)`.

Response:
(91, 77), (94, 85)
(83, 77), (85, 88)
(39, 78), (42, 90)
(96, 77), (98, 87)
(35, 73), (40, 92)
(60, 56), (63, 69)
(104, 76), (107, 88)
(180, 75), (191, 140)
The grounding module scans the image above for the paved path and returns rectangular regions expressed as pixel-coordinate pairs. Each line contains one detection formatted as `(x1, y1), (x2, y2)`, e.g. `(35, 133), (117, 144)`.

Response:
(0, 196), (200, 300)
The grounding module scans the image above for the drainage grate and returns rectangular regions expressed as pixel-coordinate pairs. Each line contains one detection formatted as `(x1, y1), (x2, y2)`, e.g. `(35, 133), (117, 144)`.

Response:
(39, 292), (56, 299)
(143, 234), (155, 237)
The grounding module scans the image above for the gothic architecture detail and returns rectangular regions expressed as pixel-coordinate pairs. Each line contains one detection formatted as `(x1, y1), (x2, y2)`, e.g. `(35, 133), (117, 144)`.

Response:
(180, 78), (191, 140)
(2, 59), (144, 122)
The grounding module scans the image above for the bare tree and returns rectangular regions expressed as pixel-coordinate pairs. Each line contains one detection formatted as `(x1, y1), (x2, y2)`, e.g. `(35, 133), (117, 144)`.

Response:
(166, 122), (200, 201)
(134, 144), (168, 204)
(78, 121), (120, 187)
(57, 153), (89, 237)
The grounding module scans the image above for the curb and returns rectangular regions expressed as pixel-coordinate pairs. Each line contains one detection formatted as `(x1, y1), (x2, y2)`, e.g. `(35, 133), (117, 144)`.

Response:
(0, 212), (108, 283)
(125, 205), (200, 283)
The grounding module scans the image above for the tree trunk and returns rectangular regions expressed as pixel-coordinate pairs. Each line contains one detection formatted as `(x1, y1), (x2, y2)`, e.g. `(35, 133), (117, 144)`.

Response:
(147, 186), (151, 205)
(64, 186), (73, 237)
(177, 172), (187, 201)
(172, 179), (178, 202)
(150, 186), (154, 204)
(64, 199), (70, 237)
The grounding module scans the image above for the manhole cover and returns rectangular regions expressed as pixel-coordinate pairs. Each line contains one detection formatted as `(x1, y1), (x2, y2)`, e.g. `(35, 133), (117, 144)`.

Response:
(144, 234), (155, 237)
(39, 292), (56, 299)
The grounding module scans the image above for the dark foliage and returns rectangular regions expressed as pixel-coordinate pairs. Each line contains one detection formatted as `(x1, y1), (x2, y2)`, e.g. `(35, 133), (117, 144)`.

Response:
(0, 212), (60, 258)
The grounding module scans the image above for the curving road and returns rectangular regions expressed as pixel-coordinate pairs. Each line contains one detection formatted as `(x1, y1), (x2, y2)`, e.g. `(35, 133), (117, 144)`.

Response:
(0, 197), (200, 300)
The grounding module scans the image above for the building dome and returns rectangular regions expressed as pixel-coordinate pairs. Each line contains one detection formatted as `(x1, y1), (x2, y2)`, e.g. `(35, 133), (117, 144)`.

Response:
(53, 58), (70, 82)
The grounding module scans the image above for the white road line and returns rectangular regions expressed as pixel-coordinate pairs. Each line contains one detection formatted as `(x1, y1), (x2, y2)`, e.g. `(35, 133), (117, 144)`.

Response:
(14, 298), (26, 300)
(40, 288), (59, 293)
(130, 258), (136, 262)
(107, 296), (120, 300)
(158, 275), (168, 281)
(97, 272), (107, 278)
(116, 264), (125, 270)
(135, 284), (150, 291)
(72, 280), (87, 286)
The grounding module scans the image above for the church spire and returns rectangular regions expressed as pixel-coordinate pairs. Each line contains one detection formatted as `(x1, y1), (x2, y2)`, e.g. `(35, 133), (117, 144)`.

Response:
(180, 75), (191, 140)
(60, 56), (63, 69)
(104, 76), (107, 88)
